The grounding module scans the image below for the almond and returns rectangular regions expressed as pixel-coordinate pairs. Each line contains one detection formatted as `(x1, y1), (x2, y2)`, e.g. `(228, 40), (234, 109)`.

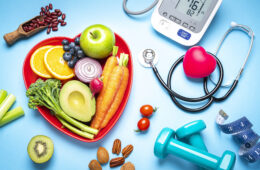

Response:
(97, 147), (109, 164)
(110, 157), (125, 167)
(88, 159), (102, 170)
(121, 162), (135, 170)
(112, 139), (121, 155)
(122, 144), (133, 158)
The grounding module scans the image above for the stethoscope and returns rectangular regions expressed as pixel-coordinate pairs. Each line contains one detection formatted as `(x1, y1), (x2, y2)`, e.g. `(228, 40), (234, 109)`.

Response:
(141, 22), (254, 112)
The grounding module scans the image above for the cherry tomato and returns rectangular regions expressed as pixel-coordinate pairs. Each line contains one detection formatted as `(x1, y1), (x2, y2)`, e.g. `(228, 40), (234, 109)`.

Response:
(140, 105), (157, 117)
(136, 118), (150, 132)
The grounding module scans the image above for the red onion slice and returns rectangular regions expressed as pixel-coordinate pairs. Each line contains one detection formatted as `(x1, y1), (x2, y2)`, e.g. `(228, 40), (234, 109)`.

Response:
(74, 58), (102, 83)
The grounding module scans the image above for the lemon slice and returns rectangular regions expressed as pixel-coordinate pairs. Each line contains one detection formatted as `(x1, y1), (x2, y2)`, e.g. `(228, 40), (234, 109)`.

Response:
(30, 46), (53, 78)
(44, 46), (74, 80)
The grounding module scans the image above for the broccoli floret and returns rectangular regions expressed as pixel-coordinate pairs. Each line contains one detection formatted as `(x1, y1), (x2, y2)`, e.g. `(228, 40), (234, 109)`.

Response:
(26, 78), (98, 137)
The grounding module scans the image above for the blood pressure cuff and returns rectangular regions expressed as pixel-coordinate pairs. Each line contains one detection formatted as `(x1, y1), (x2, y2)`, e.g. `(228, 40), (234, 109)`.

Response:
(216, 110), (260, 163)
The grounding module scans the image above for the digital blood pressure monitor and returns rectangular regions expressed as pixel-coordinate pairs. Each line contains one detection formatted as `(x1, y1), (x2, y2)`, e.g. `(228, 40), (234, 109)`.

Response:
(151, 0), (222, 46)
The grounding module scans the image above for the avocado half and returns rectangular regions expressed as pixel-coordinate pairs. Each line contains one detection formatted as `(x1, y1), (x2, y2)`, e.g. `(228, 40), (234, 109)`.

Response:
(59, 80), (96, 122)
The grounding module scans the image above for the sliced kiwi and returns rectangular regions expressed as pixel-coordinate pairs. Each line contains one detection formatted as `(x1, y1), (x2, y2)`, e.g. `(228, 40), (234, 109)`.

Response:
(27, 135), (54, 164)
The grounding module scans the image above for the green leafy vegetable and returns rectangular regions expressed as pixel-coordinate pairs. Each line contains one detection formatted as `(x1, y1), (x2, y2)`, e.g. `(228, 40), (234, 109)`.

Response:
(0, 106), (24, 127)
(26, 79), (98, 137)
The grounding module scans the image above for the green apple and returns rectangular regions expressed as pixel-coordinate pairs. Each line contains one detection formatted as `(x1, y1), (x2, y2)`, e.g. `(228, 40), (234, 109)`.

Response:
(80, 24), (115, 59)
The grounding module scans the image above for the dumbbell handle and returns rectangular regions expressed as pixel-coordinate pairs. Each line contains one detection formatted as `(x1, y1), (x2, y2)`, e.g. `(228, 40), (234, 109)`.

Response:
(168, 139), (219, 169)
(188, 134), (208, 152)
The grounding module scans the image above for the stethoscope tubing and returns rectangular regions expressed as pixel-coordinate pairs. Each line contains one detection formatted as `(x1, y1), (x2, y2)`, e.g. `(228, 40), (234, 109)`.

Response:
(151, 53), (225, 112)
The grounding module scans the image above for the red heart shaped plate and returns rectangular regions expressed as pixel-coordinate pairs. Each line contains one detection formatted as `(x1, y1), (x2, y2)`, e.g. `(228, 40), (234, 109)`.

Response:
(22, 33), (133, 142)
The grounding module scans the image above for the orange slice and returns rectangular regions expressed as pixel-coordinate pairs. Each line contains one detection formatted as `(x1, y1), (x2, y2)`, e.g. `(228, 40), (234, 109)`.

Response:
(44, 46), (74, 80)
(30, 46), (53, 78)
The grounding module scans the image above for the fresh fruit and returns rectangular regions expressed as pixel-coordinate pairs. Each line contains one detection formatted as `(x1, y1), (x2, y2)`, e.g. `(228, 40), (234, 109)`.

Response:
(61, 38), (86, 68)
(30, 45), (53, 78)
(59, 80), (96, 122)
(89, 160), (102, 170)
(27, 135), (54, 164)
(69, 42), (76, 48)
(74, 58), (102, 83)
(63, 52), (72, 61)
(76, 50), (84, 59)
(44, 46), (74, 80)
(90, 78), (103, 96)
(75, 37), (80, 45)
(136, 118), (150, 132)
(140, 105), (157, 117)
(69, 48), (75, 55)
(62, 39), (69, 45)
(67, 57), (78, 68)
(80, 24), (115, 59)
(97, 147), (109, 164)
(63, 45), (70, 51)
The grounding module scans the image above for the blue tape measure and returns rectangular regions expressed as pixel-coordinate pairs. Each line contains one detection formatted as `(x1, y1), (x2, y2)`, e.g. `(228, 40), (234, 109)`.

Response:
(216, 110), (260, 163)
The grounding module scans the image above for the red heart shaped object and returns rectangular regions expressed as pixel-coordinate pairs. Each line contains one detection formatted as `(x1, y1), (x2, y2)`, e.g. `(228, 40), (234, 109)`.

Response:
(183, 46), (216, 78)
(23, 33), (133, 142)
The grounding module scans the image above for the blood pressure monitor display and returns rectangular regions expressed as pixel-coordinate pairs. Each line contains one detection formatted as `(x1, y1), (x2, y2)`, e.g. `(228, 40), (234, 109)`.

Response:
(175, 0), (211, 22)
(153, 0), (222, 46)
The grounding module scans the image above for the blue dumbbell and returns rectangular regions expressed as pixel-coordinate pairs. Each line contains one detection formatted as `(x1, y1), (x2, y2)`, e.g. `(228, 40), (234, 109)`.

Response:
(154, 128), (236, 170)
(176, 120), (207, 151)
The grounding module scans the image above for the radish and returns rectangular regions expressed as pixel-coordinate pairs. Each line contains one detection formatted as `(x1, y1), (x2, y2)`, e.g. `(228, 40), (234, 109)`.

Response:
(90, 78), (103, 96)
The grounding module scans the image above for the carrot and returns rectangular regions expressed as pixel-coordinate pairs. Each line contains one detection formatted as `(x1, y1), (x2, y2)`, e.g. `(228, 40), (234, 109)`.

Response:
(95, 46), (118, 114)
(91, 66), (124, 129)
(100, 54), (129, 129)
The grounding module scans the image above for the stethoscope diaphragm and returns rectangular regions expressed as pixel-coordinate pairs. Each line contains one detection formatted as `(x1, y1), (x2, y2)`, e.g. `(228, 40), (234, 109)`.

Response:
(138, 49), (159, 68)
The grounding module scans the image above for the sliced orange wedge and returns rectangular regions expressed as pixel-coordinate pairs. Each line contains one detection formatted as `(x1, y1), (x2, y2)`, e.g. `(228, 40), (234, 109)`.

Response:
(30, 46), (53, 78)
(44, 46), (74, 80)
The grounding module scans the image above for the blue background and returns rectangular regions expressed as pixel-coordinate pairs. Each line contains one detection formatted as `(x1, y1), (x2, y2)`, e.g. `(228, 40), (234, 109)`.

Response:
(0, 0), (260, 169)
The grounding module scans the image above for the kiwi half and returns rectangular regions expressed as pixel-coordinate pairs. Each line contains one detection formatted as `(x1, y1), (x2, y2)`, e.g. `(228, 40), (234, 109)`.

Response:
(27, 135), (54, 164)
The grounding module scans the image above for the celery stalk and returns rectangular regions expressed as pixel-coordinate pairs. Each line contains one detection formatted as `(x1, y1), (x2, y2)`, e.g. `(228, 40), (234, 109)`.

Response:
(0, 94), (16, 120)
(0, 106), (24, 127)
(57, 117), (94, 139)
(0, 90), (7, 104)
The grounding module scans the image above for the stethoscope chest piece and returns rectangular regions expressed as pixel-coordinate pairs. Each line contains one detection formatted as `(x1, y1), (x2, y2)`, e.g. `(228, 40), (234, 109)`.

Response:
(138, 49), (159, 68)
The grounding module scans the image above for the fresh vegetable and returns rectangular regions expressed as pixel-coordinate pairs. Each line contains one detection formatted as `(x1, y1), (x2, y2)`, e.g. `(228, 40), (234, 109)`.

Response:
(0, 90), (7, 104)
(140, 105), (157, 117)
(93, 46), (118, 128)
(0, 94), (16, 120)
(100, 54), (129, 129)
(90, 78), (103, 96)
(135, 118), (150, 132)
(74, 57), (102, 83)
(27, 135), (54, 164)
(0, 106), (24, 127)
(91, 66), (123, 129)
(57, 117), (94, 139)
(59, 80), (96, 122)
(26, 79), (98, 138)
